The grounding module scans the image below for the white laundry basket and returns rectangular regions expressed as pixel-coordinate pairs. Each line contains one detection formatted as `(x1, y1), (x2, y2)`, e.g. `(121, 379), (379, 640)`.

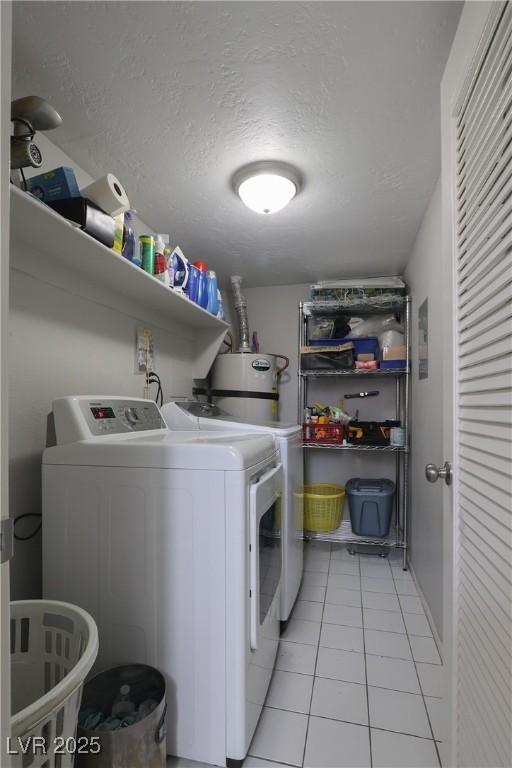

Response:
(10, 600), (99, 768)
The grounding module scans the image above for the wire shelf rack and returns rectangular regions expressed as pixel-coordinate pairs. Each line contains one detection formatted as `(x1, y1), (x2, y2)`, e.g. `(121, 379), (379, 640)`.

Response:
(298, 294), (411, 568)
(303, 297), (406, 316)
(304, 518), (400, 547)
(300, 368), (408, 378)
(302, 443), (408, 452)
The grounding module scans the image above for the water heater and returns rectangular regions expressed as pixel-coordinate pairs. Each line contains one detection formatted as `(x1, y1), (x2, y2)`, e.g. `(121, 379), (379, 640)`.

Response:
(211, 353), (278, 421)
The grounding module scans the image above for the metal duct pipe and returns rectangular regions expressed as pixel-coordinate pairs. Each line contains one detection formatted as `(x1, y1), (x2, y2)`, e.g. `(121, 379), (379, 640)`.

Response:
(230, 275), (251, 352)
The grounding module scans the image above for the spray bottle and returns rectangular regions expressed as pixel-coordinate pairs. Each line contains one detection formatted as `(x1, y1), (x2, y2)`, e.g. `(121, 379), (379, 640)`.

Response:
(154, 235), (170, 286)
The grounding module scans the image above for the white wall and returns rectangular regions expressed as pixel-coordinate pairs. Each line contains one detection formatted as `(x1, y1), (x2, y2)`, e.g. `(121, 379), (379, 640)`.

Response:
(405, 178), (444, 640)
(9, 138), (212, 600)
(244, 283), (308, 425)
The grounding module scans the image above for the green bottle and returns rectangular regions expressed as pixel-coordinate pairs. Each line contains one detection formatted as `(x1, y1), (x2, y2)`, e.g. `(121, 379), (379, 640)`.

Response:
(139, 235), (155, 274)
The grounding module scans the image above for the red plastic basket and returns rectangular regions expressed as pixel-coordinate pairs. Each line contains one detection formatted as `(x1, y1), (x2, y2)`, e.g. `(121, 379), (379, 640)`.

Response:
(303, 423), (345, 444)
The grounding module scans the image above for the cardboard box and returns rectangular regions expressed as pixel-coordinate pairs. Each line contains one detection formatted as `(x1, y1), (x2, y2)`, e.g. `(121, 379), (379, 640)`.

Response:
(27, 166), (80, 203)
(357, 353), (375, 362)
(383, 345), (407, 360)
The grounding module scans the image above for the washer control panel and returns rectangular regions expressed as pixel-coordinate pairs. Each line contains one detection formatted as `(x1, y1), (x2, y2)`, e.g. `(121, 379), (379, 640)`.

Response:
(79, 398), (165, 435)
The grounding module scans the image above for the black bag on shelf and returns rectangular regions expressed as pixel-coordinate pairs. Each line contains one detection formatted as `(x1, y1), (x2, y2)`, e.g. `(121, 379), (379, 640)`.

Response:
(346, 420), (400, 446)
(301, 347), (354, 370)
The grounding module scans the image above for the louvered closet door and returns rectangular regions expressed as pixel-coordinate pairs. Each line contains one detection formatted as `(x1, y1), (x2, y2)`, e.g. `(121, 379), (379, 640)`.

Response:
(454, 4), (512, 767)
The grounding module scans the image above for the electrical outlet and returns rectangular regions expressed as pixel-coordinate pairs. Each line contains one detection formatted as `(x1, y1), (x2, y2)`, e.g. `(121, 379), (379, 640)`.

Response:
(136, 327), (154, 373)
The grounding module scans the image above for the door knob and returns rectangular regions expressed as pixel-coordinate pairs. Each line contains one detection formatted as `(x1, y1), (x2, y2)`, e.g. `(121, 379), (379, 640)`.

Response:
(425, 461), (452, 486)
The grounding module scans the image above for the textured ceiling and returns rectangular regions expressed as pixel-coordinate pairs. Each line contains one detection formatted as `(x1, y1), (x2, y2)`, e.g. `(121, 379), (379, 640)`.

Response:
(12, 1), (461, 287)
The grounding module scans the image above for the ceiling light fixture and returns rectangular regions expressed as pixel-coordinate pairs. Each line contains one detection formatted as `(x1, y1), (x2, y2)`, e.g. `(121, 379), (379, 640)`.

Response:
(233, 161), (301, 215)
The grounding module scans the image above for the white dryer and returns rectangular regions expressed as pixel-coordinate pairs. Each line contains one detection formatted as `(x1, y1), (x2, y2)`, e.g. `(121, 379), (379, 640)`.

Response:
(161, 400), (303, 627)
(43, 396), (282, 768)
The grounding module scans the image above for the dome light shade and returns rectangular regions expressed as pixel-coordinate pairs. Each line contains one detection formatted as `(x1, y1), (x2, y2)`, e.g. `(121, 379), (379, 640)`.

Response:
(233, 161), (301, 215)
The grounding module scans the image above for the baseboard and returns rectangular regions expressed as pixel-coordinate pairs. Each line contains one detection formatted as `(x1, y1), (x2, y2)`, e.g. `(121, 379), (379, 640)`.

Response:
(407, 560), (443, 662)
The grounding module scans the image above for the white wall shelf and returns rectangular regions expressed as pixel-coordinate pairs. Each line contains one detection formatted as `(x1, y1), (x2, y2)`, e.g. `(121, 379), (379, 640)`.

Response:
(10, 186), (229, 378)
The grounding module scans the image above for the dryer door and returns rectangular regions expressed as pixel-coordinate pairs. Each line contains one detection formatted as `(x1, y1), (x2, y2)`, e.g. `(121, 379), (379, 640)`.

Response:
(249, 463), (282, 651)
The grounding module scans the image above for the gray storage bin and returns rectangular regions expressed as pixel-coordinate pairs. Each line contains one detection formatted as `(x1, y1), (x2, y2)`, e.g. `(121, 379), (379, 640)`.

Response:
(346, 478), (395, 537)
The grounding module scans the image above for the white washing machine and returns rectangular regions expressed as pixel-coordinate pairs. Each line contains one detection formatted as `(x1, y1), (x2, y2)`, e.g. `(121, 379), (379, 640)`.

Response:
(161, 400), (303, 627)
(42, 396), (282, 768)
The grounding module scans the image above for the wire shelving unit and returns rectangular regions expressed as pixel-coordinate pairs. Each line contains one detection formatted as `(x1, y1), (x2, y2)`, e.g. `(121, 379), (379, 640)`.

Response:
(298, 295), (411, 567)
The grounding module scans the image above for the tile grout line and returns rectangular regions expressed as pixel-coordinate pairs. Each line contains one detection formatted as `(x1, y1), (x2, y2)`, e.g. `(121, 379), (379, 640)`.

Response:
(262, 702), (444, 739)
(300, 542), (331, 768)
(394, 565), (443, 767)
(358, 552), (373, 768)
(266, 672), (441, 697)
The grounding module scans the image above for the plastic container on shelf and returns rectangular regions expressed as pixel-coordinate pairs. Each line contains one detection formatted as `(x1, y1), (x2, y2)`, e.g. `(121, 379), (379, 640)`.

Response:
(309, 337), (380, 358)
(121, 210), (138, 265)
(153, 236), (169, 287)
(302, 423), (345, 444)
(380, 359), (407, 369)
(186, 263), (200, 303)
(139, 235), (155, 275)
(206, 271), (219, 315)
(301, 484), (346, 532)
(216, 289), (225, 320)
(10, 599), (99, 768)
(194, 260), (208, 308)
(346, 478), (395, 537)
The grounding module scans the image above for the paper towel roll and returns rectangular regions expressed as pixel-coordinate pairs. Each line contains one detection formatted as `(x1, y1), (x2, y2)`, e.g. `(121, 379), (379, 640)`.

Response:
(81, 173), (130, 217)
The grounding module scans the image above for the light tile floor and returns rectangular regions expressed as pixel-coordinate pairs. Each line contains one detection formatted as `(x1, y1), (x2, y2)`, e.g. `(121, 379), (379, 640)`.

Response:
(168, 543), (444, 768)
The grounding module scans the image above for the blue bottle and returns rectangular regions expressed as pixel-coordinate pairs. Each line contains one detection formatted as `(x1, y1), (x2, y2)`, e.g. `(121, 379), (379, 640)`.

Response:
(193, 260), (208, 308)
(206, 271), (219, 315)
(122, 211), (139, 266)
(186, 264), (200, 303)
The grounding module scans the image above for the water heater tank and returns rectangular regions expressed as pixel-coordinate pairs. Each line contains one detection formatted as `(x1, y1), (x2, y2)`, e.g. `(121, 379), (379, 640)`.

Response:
(210, 353), (278, 421)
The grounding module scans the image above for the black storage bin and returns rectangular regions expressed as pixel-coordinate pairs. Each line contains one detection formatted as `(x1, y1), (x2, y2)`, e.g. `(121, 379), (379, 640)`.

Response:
(346, 478), (395, 537)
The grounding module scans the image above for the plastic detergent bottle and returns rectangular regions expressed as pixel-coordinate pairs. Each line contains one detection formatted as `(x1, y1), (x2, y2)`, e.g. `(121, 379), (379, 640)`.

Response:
(216, 289), (224, 320)
(206, 271), (219, 315)
(139, 235), (155, 274)
(154, 235), (170, 286)
(121, 210), (139, 265)
(194, 260), (208, 308)
(186, 263), (200, 303)
(164, 247), (173, 284)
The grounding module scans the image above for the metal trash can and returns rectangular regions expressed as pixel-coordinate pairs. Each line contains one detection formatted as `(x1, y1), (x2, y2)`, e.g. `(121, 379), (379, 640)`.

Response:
(77, 664), (166, 768)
